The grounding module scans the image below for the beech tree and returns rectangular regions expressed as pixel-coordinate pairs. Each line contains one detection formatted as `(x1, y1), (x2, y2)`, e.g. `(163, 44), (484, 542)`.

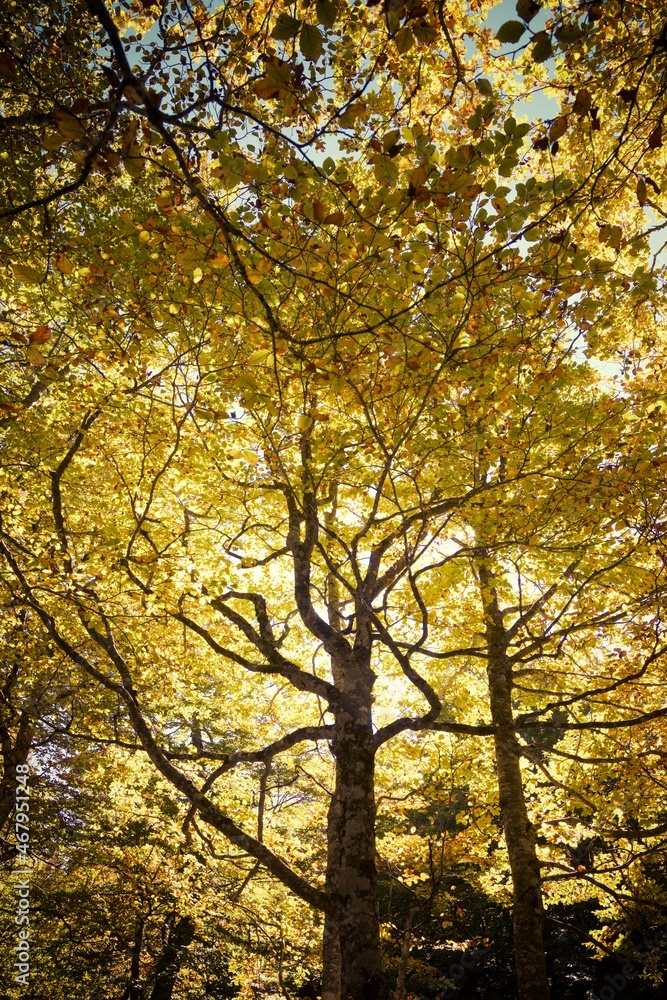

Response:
(3, 232), (667, 998)
(2, 2), (667, 998)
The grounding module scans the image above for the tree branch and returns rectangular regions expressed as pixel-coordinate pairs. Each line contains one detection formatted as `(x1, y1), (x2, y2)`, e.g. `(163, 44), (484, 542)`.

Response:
(0, 539), (328, 912)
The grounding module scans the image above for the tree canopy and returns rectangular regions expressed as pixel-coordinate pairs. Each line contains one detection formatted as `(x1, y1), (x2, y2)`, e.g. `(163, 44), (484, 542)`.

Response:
(1, 2), (667, 999)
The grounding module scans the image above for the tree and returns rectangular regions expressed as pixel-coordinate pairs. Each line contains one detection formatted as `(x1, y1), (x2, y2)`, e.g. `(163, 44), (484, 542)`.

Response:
(2, 2), (667, 998)
(3, 242), (667, 998)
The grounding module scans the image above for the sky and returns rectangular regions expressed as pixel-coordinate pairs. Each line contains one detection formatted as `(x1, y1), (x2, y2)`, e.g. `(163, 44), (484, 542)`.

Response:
(482, 0), (559, 122)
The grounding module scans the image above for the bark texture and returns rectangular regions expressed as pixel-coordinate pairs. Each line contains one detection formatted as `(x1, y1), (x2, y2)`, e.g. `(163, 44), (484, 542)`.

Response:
(322, 787), (342, 1000)
(322, 504), (387, 999)
(479, 560), (551, 1000)
(327, 641), (386, 998)
(334, 720), (383, 999)
(0, 707), (33, 834)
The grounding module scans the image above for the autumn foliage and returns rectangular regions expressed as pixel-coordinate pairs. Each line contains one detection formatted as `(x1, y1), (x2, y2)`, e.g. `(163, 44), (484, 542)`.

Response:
(1, 1), (667, 998)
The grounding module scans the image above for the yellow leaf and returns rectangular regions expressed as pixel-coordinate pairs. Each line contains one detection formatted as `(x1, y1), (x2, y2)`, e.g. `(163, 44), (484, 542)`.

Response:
(55, 253), (74, 275)
(637, 177), (647, 206)
(121, 122), (140, 157)
(26, 344), (46, 366)
(155, 194), (174, 214)
(338, 101), (365, 128)
(247, 349), (272, 364)
(253, 78), (282, 100)
(253, 63), (292, 101)
(42, 133), (64, 151)
(374, 157), (398, 188)
(54, 108), (85, 142)
(460, 182), (483, 201)
(12, 263), (44, 284)
(409, 165), (428, 188)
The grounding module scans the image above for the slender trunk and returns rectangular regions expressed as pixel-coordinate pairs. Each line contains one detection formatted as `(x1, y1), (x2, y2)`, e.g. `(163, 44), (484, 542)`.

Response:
(323, 515), (343, 1000)
(478, 561), (550, 1000)
(393, 908), (415, 1000)
(128, 919), (144, 1000)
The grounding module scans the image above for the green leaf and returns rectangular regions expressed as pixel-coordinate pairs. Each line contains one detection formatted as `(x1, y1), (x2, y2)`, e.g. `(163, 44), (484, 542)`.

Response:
(516, 0), (542, 22)
(316, 0), (338, 28)
(475, 77), (494, 97)
(548, 117), (568, 142)
(338, 101), (365, 128)
(386, 8), (401, 33)
(300, 22), (323, 61)
(413, 22), (437, 44)
(394, 25), (415, 53)
(374, 156), (399, 188)
(496, 20), (526, 44)
(555, 21), (583, 45)
(271, 13), (302, 40)
(123, 155), (146, 179)
(532, 33), (554, 62)
(382, 129), (401, 150)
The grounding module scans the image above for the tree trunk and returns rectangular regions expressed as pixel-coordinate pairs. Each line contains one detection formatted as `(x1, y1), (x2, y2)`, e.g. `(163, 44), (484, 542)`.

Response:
(325, 653), (387, 1000)
(335, 729), (384, 999)
(322, 915), (342, 1000)
(0, 709), (34, 834)
(321, 523), (387, 1000)
(149, 915), (195, 1000)
(478, 561), (551, 1000)
(128, 920), (144, 1000)
(322, 786), (342, 1000)
(393, 908), (415, 1000)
